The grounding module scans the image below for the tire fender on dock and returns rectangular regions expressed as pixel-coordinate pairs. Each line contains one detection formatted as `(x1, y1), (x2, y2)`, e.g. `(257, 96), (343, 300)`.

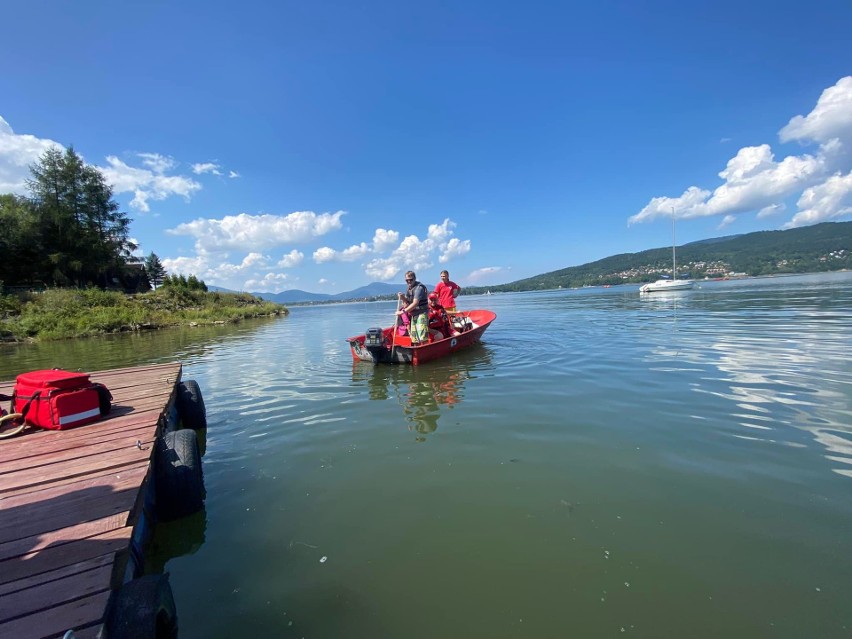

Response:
(176, 379), (207, 430)
(155, 429), (205, 521)
(103, 573), (178, 639)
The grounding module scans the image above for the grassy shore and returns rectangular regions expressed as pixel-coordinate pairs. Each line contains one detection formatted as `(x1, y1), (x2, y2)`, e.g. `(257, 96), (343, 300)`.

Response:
(0, 287), (288, 342)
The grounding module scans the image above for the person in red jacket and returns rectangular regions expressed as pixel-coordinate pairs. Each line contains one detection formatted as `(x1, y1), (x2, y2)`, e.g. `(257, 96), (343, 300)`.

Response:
(427, 292), (453, 340)
(433, 270), (461, 313)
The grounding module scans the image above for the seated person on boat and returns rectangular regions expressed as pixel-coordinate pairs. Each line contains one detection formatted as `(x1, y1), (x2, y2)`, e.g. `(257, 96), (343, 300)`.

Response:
(427, 293), (453, 340)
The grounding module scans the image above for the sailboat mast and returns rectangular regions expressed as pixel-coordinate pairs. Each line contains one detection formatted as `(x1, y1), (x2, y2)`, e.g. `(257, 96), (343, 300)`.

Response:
(671, 207), (677, 281)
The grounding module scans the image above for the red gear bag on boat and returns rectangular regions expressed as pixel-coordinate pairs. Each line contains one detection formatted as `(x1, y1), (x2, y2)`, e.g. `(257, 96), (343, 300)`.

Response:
(10, 369), (111, 430)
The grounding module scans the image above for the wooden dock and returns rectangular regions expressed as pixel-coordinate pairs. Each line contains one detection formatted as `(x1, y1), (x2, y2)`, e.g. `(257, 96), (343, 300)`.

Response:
(0, 362), (183, 639)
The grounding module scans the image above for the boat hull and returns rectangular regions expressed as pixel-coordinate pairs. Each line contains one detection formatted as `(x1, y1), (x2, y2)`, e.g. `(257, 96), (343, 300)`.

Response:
(640, 279), (694, 293)
(348, 309), (496, 365)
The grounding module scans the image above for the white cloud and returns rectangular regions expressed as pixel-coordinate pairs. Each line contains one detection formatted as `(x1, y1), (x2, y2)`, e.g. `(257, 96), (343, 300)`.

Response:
(161, 254), (210, 278)
(100, 154), (202, 213)
(717, 215), (736, 229)
(362, 218), (470, 281)
(372, 228), (399, 252)
(0, 115), (62, 193)
(630, 76), (852, 228)
(277, 250), (304, 267)
(779, 76), (852, 146)
(162, 251), (285, 291)
(364, 233), (433, 281)
(286, 218), (473, 282)
(167, 215), (469, 292)
(228, 170), (241, 179)
(167, 210), (346, 252)
(138, 152), (176, 174)
(784, 171), (852, 228)
(466, 266), (506, 285)
(244, 272), (291, 292)
(240, 252), (269, 268)
(757, 203), (786, 219)
(312, 242), (371, 263)
(628, 186), (709, 224)
(192, 162), (222, 176)
(363, 257), (403, 282)
(313, 247), (337, 263)
(629, 145), (829, 224)
(439, 237), (471, 263)
(0, 117), (211, 213)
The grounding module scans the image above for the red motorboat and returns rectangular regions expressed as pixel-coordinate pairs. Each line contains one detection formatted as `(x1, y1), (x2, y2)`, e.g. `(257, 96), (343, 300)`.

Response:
(347, 309), (497, 365)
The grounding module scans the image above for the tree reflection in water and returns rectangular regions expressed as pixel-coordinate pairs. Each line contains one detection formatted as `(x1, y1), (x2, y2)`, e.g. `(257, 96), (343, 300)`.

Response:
(352, 344), (492, 441)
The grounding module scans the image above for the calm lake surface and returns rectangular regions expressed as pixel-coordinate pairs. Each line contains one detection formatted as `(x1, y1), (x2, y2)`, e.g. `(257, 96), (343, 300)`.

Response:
(3, 272), (852, 638)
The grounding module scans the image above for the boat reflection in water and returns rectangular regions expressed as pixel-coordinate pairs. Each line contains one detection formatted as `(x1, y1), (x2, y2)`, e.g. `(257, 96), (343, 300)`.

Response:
(352, 344), (493, 441)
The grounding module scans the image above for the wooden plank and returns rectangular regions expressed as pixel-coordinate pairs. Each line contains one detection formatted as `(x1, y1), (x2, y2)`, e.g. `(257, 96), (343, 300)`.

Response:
(0, 561), (112, 620)
(0, 405), (171, 466)
(0, 462), (148, 501)
(0, 554), (113, 598)
(0, 402), (167, 447)
(0, 527), (131, 585)
(0, 483), (137, 543)
(0, 419), (162, 468)
(0, 590), (110, 639)
(0, 426), (158, 476)
(0, 512), (129, 562)
(89, 361), (182, 379)
(0, 444), (154, 494)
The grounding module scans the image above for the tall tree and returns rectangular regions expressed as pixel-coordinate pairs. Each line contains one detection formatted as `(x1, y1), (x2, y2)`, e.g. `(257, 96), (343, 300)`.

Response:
(24, 147), (135, 287)
(144, 252), (167, 288)
(0, 194), (43, 285)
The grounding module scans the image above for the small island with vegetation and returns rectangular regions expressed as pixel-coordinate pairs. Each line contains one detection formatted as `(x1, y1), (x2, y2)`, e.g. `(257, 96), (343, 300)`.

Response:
(1, 148), (287, 342)
(0, 276), (286, 342)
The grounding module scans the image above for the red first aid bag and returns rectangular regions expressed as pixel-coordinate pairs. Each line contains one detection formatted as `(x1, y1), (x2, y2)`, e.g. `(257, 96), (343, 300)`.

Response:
(13, 369), (108, 430)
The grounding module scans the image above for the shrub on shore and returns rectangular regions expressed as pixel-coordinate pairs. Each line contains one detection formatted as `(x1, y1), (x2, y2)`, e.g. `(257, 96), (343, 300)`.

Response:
(0, 287), (287, 342)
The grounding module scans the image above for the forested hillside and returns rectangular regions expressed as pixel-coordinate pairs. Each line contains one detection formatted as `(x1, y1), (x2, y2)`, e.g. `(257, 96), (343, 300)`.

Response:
(466, 221), (852, 293)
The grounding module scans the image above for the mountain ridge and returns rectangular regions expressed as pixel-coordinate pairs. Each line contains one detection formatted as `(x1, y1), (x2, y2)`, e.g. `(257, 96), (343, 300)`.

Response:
(217, 221), (852, 303)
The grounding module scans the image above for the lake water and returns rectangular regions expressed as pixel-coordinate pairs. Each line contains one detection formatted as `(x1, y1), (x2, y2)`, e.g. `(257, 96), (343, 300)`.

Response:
(2, 272), (852, 638)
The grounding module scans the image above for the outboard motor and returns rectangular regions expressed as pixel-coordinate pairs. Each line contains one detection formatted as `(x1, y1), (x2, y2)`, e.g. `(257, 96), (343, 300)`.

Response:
(363, 327), (388, 363)
(365, 327), (384, 347)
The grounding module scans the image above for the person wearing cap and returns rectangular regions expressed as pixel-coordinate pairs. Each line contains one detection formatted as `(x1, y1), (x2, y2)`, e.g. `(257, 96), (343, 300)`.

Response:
(427, 292), (452, 340)
(433, 270), (461, 313)
(397, 271), (429, 344)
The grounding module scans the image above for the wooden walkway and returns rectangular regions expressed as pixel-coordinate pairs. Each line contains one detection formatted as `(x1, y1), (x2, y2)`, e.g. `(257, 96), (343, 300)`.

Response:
(0, 362), (183, 639)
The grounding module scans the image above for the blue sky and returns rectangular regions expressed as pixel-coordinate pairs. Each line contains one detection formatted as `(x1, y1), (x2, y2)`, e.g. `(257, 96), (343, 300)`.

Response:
(2, 1), (851, 293)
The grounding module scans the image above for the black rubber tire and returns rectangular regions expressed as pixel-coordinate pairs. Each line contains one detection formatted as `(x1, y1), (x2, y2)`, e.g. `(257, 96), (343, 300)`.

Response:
(95, 383), (113, 416)
(103, 574), (178, 639)
(176, 379), (207, 430)
(155, 429), (205, 521)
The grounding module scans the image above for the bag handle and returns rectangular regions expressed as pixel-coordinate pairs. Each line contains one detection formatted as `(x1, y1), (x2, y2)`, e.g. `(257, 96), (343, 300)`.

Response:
(0, 390), (42, 440)
(0, 413), (25, 438)
(0, 391), (40, 421)
(17, 391), (40, 420)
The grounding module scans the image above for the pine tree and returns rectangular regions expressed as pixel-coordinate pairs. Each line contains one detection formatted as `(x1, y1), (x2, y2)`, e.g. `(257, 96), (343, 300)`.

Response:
(25, 147), (135, 287)
(144, 252), (167, 288)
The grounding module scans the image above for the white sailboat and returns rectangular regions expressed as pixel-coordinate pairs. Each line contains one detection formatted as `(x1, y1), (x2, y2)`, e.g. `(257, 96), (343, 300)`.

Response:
(639, 208), (694, 293)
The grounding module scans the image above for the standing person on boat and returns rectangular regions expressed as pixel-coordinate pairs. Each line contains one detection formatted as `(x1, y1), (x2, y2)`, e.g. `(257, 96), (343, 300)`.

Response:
(397, 271), (429, 345)
(427, 292), (453, 340)
(433, 270), (461, 313)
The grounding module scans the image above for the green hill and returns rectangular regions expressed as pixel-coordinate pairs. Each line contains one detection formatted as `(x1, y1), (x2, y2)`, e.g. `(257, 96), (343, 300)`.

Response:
(467, 221), (852, 293)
